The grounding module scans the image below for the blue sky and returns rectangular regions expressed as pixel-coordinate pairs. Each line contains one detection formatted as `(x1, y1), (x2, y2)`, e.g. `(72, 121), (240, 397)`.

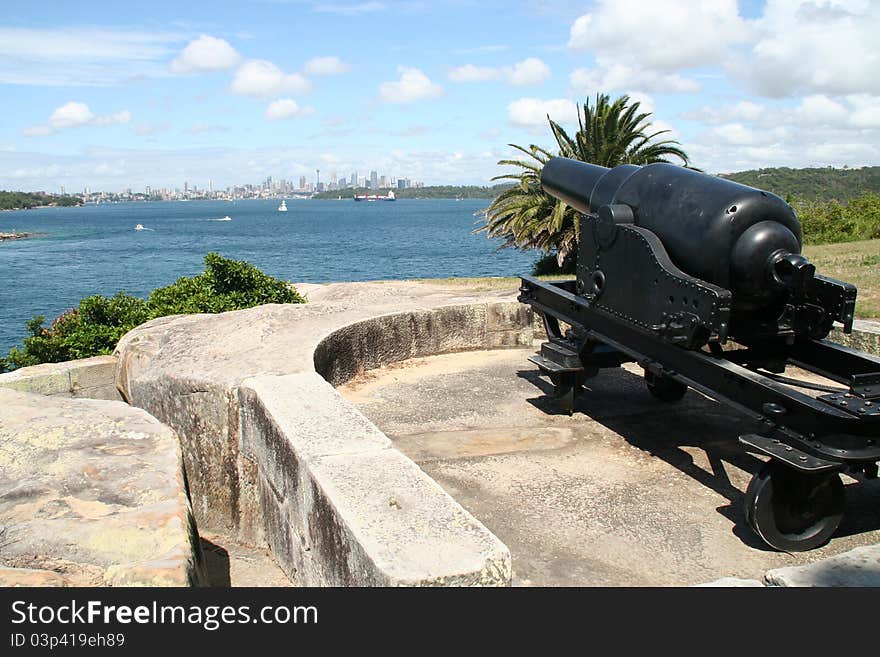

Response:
(1, 0), (878, 192)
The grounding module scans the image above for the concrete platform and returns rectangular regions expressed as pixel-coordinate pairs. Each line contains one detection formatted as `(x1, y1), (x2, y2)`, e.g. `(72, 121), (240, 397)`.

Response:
(338, 348), (880, 586)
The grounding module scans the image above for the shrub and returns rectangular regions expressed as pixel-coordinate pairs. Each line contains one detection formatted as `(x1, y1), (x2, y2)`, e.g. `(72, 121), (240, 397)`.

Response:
(796, 192), (880, 244)
(531, 252), (577, 276)
(0, 253), (306, 372)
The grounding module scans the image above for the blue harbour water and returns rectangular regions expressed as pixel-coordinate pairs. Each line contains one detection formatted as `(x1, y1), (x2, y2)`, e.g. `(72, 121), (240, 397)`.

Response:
(0, 199), (537, 354)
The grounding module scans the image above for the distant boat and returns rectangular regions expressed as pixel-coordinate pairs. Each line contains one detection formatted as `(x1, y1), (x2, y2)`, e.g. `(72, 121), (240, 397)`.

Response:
(219, 215), (232, 221)
(134, 224), (145, 231)
(353, 190), (396, 202)
(277, 200), (288, 212)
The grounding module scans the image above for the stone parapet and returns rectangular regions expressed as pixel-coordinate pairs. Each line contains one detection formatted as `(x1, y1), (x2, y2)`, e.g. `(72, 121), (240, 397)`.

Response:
(239, 373), (510, 586)
(112, 282), (530, 586)
(0, 355), (121, 400)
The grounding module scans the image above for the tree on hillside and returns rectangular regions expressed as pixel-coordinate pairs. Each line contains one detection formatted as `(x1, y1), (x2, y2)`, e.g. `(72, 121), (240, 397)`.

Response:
(479, 93), (691, 269)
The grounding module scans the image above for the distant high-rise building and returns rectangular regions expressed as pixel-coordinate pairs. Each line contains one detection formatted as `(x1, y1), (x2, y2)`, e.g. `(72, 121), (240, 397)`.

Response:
(350, 171), (357, 188)
(208, 179), (213, 193)
(379, 175), (387, 189)
(357, 175), (366, 188)
(183, 181), (188, 195)
(370, 170), (378, 189)
(316, 169), (320, 189)
(397, 179), (405, 190)
(299, 175), (306, 190)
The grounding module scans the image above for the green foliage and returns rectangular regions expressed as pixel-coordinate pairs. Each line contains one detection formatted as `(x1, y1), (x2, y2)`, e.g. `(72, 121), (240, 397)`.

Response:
(795, 192), (880, 245)
(478, 93), (691, 265)
(721, 166), (880, 202)
(0, 253), (306, 372)
(0, 191), (83, 210)
(531, 252), (576, 276)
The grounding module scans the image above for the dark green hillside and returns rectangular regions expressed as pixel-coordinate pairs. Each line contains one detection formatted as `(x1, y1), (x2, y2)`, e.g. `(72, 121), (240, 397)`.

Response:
(0, 191), (82, 210)
(719, 166), (880, 201)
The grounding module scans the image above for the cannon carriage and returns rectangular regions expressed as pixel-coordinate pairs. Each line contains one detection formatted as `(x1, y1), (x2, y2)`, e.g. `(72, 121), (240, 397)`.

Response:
(518, 157), (880, 551)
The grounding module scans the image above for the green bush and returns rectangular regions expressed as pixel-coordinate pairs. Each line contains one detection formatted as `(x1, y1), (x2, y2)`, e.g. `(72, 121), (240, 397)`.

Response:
(531, 252), (577, 275)
(796, 192), (880, 244)
(0, 253), (306, 372)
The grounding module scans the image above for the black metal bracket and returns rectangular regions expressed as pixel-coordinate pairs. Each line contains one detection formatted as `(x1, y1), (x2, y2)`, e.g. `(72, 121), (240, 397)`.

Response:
(850, 372), (880, 400)
(739, 434), (842, 473)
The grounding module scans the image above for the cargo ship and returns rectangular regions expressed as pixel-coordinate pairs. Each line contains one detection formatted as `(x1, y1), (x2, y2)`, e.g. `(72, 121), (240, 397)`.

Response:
(353, 190), (396, 202)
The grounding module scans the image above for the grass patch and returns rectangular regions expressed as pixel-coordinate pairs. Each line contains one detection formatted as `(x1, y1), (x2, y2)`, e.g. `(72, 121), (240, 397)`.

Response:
(804, 238), (880, 319)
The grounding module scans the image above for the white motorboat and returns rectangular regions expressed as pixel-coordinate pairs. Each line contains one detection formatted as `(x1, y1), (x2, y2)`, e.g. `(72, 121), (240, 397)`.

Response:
(277, 200), (288, 212)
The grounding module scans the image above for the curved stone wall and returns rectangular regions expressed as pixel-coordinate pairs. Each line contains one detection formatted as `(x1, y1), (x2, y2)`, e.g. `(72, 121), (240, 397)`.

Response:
(313, 302), (533, 386)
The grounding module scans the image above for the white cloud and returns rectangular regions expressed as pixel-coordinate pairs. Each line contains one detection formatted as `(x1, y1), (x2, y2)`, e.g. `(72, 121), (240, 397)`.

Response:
(508, 97), (578, 128)
(732, 0), (880, 97)
(0, 27), (184, 86)
(566, 1), (744, 95)
(314, 2), (386, 15)
(302, 56), (350, 76)
(447, 58), (550, 86)
(266, 98), (315, 120)
(568, 0), (746, 70)
(48, 102), (95, 129)
(682, 100), (767, 126)
(169, 35), (241, 74)
(379, 67), (443, 103)
(448, 64), (501, 83)
(848, 94), (880, 129)
(23, 101), (131, 136)
(687, 95), (867, 130)
(683, 92), (880, 172)
(507, 58), (551, 86)
(569, 65), (699, 95)
(230, 60), (312, 97)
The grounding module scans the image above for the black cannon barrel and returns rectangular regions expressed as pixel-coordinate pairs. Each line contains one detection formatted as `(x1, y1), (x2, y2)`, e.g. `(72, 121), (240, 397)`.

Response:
(541, 157), (809, 308)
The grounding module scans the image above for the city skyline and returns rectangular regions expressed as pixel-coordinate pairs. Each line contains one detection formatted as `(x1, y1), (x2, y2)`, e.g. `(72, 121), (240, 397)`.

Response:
(71, 167), (428, 201)
(1, 1), (878, 192)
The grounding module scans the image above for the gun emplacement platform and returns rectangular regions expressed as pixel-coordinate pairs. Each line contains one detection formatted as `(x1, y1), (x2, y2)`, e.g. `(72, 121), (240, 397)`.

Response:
(519, 158), (880, 552)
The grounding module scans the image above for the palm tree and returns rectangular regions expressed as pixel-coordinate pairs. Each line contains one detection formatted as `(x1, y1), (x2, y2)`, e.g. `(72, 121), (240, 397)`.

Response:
(479, 93), (691, 268)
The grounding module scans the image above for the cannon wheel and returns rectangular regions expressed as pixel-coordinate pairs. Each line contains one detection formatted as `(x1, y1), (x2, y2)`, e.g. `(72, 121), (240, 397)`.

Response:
(644, 371), (687, 403)
(744, 460), (845, 552)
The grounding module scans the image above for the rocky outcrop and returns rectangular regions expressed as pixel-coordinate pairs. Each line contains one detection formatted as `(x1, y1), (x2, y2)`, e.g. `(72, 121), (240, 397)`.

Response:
(0, 389), (204, 586)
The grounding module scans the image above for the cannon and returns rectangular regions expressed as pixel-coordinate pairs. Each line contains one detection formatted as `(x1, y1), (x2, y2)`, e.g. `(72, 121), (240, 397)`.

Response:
(518, 157), (880, 551)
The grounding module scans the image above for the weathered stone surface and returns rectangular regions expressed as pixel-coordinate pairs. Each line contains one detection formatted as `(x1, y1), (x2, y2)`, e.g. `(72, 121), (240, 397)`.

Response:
(0, 566), (69, 587)
(114, 283), (531, 548)
(238, 372), (511, 586)
(764, 545), (880, 587)
(0, 355), (121, 400)
(694, 578), (764, 587)
(829, 320), (880, 357)
(307, 449), (511, 586)
(0, 388), (204, 586)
